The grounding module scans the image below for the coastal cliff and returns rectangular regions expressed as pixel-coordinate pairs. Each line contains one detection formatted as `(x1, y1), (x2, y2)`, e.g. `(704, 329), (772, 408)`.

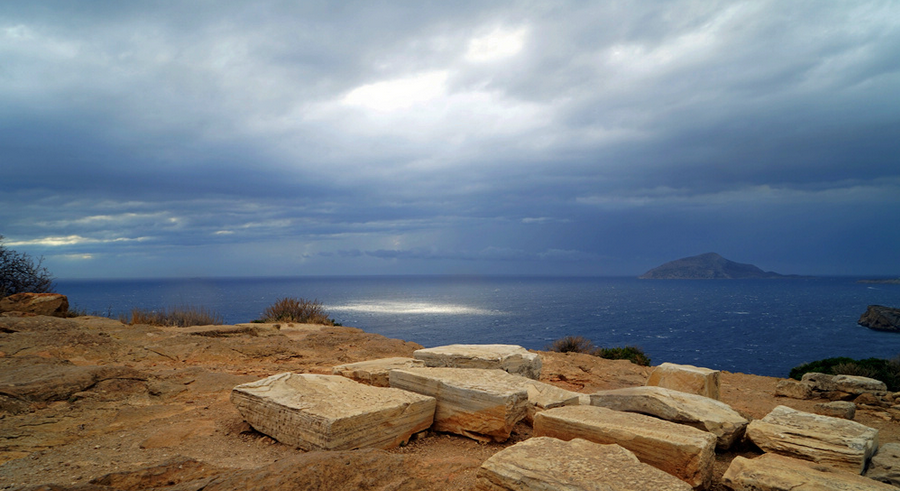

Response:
(639, 252), (789, 279)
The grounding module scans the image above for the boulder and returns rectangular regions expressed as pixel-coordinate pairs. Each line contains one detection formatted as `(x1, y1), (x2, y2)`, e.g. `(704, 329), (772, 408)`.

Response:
(858, 305), (900, 332)
(390, 367), (528, 442)
(0, 292), (68, 317)
(724, 453), (896, 491)
(834, 374), (888, 394)
(866, 442), (900, 487)
(413, 344), (542, 380)
(476, 437), (692, 491)
(533, 405), (716, 489)
(590, 385), (748, 450)
(230, 373), (435, 451)
(745, 405), (879, 474)
(332, 357), (425, 387)
(646, 362), (720, 400)
(813, 401), (856, 420)
(775, 379), (814, 399)
(802, 372), (837, 392)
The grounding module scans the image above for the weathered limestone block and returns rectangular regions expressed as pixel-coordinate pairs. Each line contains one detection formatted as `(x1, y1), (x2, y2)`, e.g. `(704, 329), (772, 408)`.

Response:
(745, 405), (879, 474)
(724, 453), (895, 491)
(813, 401), (856, 420)
(533, 405), (716, 489)
(230, 373), (435, 451)
(476, 437), (692, 491)
(0, 292), (68, 317)
(867, 443), (900, 487)
(802, 372), (837, 391)
(390, 367), (528, 442)
(834, 374), (888, 394)
(519, 379), (581, 425)
(646, 362), (720, 400)
(775, 379), (814, 399)
(332, 357), (425, 387)
(413, 344), (542, 380)
(590, 385), (748, 450)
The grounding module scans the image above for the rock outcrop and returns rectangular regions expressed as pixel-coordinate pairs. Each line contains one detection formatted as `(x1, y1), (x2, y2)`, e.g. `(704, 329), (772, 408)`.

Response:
(0, 292), (68, 317)
(476, 437), (692, 491)
(534, 405), (716, 489)
(745, 405), (879, 474)
(413, 344), (542, 380)
(646, 362), (720, 400)
(230, 373), (435, 451)
(858, 305), (900, 332)
(390, 367), (528, 442)
(724, 453), (895, 491)
(590, 385), (748, 449)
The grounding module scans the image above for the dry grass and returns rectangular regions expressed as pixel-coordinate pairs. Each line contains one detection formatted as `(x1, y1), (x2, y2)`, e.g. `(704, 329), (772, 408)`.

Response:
(122, 305), (224, 327)
(260, 297), (333, 325)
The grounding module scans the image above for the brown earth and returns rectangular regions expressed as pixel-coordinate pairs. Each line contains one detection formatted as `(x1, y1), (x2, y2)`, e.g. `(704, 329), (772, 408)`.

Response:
(1, 314), (899, 490)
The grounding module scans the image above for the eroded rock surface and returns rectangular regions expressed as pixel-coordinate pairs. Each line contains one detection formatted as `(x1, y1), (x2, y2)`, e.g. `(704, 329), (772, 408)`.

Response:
(533, 405), (716, 489)
(413, 344), (542, 380)
(866, 442), (900, 487)
(0, 292), (69, 317)
(231, 373), (435, 450)
(746, 405), (879, 474)
(476, 437), (692, 491)
(590, 385), (748, 449)
(332, 357), (425, 387)
(724, 453), (895, 491)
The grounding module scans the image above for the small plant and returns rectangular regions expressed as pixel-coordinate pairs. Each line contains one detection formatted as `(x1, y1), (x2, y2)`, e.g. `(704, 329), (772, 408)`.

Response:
(260, 297), (333, 325)
(546, 336), (651, 366)
(122, 305), (224, 327)
(0, 235), (54, 297)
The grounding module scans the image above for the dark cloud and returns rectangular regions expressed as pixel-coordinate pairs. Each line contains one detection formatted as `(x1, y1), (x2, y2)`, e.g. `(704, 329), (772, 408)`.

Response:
(2, 1), (898, 277)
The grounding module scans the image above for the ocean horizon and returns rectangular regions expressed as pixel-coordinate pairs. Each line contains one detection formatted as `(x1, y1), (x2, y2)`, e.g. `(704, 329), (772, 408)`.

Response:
(56, 274), (900, 379)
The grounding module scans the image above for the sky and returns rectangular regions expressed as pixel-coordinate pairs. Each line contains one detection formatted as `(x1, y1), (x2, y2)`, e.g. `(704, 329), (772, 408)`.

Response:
(2, 1), (899, 279)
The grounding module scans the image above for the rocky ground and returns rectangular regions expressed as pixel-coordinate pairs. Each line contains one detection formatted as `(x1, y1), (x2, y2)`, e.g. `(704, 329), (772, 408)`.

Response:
(1, 314), (899, 490)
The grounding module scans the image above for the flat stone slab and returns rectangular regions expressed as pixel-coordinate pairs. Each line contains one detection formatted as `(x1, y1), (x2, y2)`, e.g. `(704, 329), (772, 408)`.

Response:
(230, 373), (435, 451)
(590, 385), (748, 450)
(646, 362), (720, 400)
(332, 357), (425, 387)
(518, 379), (581, 425)
(833, 374), (888, 394)
(476, 437), (692, 491)
(746, 405), (879, 474)
(413, 344), (542, 379)
(724, 453), (895, 491)
(813, 401), (856, 420)
(390, 367), (528, 442)
(867, 442), (900, 487)
(533, 405), (716, 489)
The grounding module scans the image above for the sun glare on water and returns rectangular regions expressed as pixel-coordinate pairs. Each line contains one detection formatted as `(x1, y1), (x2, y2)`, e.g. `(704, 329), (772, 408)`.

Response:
(328, 301), (498, 316)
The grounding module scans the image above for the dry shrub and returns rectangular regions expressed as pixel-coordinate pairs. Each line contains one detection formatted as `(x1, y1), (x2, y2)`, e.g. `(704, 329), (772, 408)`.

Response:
(261, 297), (332, 325)
(547, 335), (595, 354)
(122, 305), (224, 327)
(547, 335), (651, 366)
(832, 362), (881, 379)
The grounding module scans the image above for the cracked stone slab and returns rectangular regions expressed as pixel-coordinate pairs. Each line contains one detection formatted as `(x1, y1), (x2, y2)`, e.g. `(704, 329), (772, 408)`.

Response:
(230, 373), (435, 451)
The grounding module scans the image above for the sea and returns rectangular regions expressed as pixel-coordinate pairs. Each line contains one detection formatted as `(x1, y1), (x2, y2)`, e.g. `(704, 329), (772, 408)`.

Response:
(55, 275), (900, 379)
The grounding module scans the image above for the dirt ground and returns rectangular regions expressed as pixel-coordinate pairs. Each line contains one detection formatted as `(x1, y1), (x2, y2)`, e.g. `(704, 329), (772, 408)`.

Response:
(1, 314), (898, 490)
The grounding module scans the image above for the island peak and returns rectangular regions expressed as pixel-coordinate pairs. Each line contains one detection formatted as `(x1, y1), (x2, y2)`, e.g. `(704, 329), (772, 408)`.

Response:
(639, 253), (788, 279)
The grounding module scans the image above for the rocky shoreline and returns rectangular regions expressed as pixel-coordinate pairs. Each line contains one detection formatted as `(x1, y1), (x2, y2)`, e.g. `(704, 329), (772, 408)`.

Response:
(3, 311), (900, 490)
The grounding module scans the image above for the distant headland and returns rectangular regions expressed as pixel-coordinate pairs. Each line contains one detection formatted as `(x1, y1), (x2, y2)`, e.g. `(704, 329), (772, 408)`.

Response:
(639, 252), (794, 279)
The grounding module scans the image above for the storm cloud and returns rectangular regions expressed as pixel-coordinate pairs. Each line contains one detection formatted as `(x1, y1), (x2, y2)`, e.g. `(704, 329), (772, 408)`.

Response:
(2, 1), (898, 277)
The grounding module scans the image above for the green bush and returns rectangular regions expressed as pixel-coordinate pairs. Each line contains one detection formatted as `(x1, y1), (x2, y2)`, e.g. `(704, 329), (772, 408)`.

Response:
(789, 356), (900, 391)
(259, 297), (333, 325)
(122, 305), (224, 327)
(546, 336), (651, 366)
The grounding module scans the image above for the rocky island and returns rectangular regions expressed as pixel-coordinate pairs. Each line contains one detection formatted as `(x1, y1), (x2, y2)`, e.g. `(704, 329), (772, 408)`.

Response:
(639, 252), (792, 280)
(859, 305), (900, 332)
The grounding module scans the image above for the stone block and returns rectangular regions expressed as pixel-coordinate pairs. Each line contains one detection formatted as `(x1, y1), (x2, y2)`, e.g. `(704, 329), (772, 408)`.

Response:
(413, 344), (542, 379)
(646, 362), (720, 400)
(813, 401), (856, 420)
(834, 374), (888, 394)
(476, 437), (692, 491)
(867, 442), (900, 487)
(533, 405), (716, 489)
(590, 385), (748, 450)
(745, 405), (879, 474)
(390, 367), (528, 442)
(724, 453), (895, 491)
(775, 379), (814, 399)
(0, 293), (68, 317)
(230, 373), (435, 451)
(332, 357), (425, 387)
(802, 372), (837, 391)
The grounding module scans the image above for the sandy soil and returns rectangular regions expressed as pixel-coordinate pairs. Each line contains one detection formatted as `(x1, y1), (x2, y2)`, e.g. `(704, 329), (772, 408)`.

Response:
(1, 314), (898, 490)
